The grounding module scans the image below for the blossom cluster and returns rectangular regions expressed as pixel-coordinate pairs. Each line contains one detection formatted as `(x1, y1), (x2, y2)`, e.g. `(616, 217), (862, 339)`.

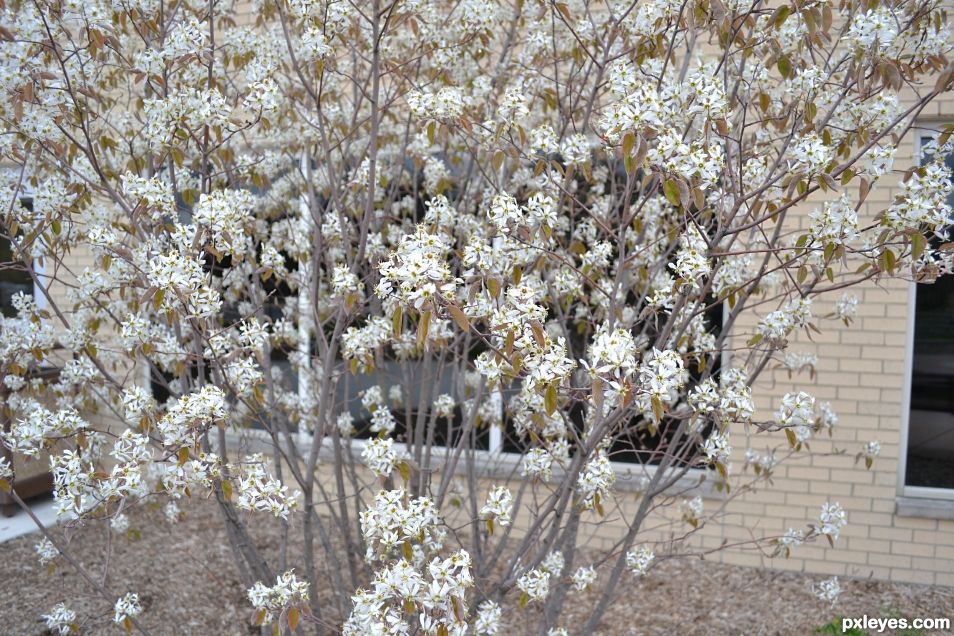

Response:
(247, 570), (310, 627)
(234, 455), (300, 519)
(479, 485), (514, 529)
(376, 225), (458, 310)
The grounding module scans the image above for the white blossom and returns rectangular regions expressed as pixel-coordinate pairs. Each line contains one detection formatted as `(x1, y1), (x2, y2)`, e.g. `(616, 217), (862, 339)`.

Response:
(42, 603), (76, 635)
(247, 570), (310, 626)
(814, 576), (841, 606)
(362, 438), (403, 478)
(475, 600), (502, 635)
(625, 546), (655, 576)
(818, 501), (848, 542)
(113, 592), (142, 626)
(572, 565), (597, 591)
(35, 537), (59, 565)
(480, 485), (513, 528)
(234, 455), (300, 519)
(517, 567), (550, 602)
(701, 431), (731, 465)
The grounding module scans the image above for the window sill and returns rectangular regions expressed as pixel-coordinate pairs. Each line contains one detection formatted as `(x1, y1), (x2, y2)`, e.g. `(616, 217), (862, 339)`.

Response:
(228, 429), (725, 500)
(895, 496), (954, 520)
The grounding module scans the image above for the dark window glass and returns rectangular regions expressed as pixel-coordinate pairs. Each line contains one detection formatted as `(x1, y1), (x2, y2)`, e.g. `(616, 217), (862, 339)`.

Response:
(497, 300), (724, 465)
(1, 199), (34, 317)
(905, 136), (954, 489)
(606, 300), (723, 465)
(344, 363), (491, 451)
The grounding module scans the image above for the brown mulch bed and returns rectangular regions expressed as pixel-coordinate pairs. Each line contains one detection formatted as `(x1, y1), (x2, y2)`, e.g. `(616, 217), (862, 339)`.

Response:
(0, 497), (951, 635)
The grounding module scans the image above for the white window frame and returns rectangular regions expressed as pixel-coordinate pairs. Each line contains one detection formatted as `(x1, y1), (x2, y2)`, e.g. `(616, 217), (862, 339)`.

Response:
(896, 126), (954, 502)
(229, 303), (731, 500)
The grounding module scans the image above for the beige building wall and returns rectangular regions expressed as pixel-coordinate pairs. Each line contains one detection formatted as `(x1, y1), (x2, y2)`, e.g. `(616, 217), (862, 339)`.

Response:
(562, 93), (954, 585)
(623, 104), (953, 586)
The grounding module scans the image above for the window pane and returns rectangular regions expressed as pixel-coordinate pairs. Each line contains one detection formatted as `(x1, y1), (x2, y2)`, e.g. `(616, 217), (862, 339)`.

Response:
(905, 260), (954, 488)
(905, 276), (954, 488)
(906, 135), (954, 489)
(0, 236), (33, 317)
(907, 250), (954, 490)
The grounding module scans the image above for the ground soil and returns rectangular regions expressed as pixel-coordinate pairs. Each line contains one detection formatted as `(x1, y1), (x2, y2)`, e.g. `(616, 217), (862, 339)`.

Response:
(0, 496), (950, 635)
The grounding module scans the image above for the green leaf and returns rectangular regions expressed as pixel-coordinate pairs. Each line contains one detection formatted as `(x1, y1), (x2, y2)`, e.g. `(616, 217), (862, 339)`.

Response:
(911, 232), (926, 261)
(622, 131), (635, 158)
(633, 134), (649, 167)
(785, 428), (797, 448)
(772, 5), (791, 28)
(487, 277), (500, 299)
(397, 461), (411, 483)
(392, 304), (403, 337)
(544, 383), (557, 416)
(417, 310), (431, 349)
(492, 150), (505, 173)
(529, 320), (546, 348)
(882, 248), (897, 274)
(447, 303), (470, 333)
(651, 394), (664, 422)
(663, 179), (681, 207)
(777, 56), (792, 78)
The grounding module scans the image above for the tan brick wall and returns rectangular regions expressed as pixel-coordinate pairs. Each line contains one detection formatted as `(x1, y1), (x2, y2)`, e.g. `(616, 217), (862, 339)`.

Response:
(544, 93), (954, 586)
(655, 103), (954, 586)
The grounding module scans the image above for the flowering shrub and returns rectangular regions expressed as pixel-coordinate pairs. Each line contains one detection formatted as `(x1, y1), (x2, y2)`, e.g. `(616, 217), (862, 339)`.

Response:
(0, 0), (951, 632)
